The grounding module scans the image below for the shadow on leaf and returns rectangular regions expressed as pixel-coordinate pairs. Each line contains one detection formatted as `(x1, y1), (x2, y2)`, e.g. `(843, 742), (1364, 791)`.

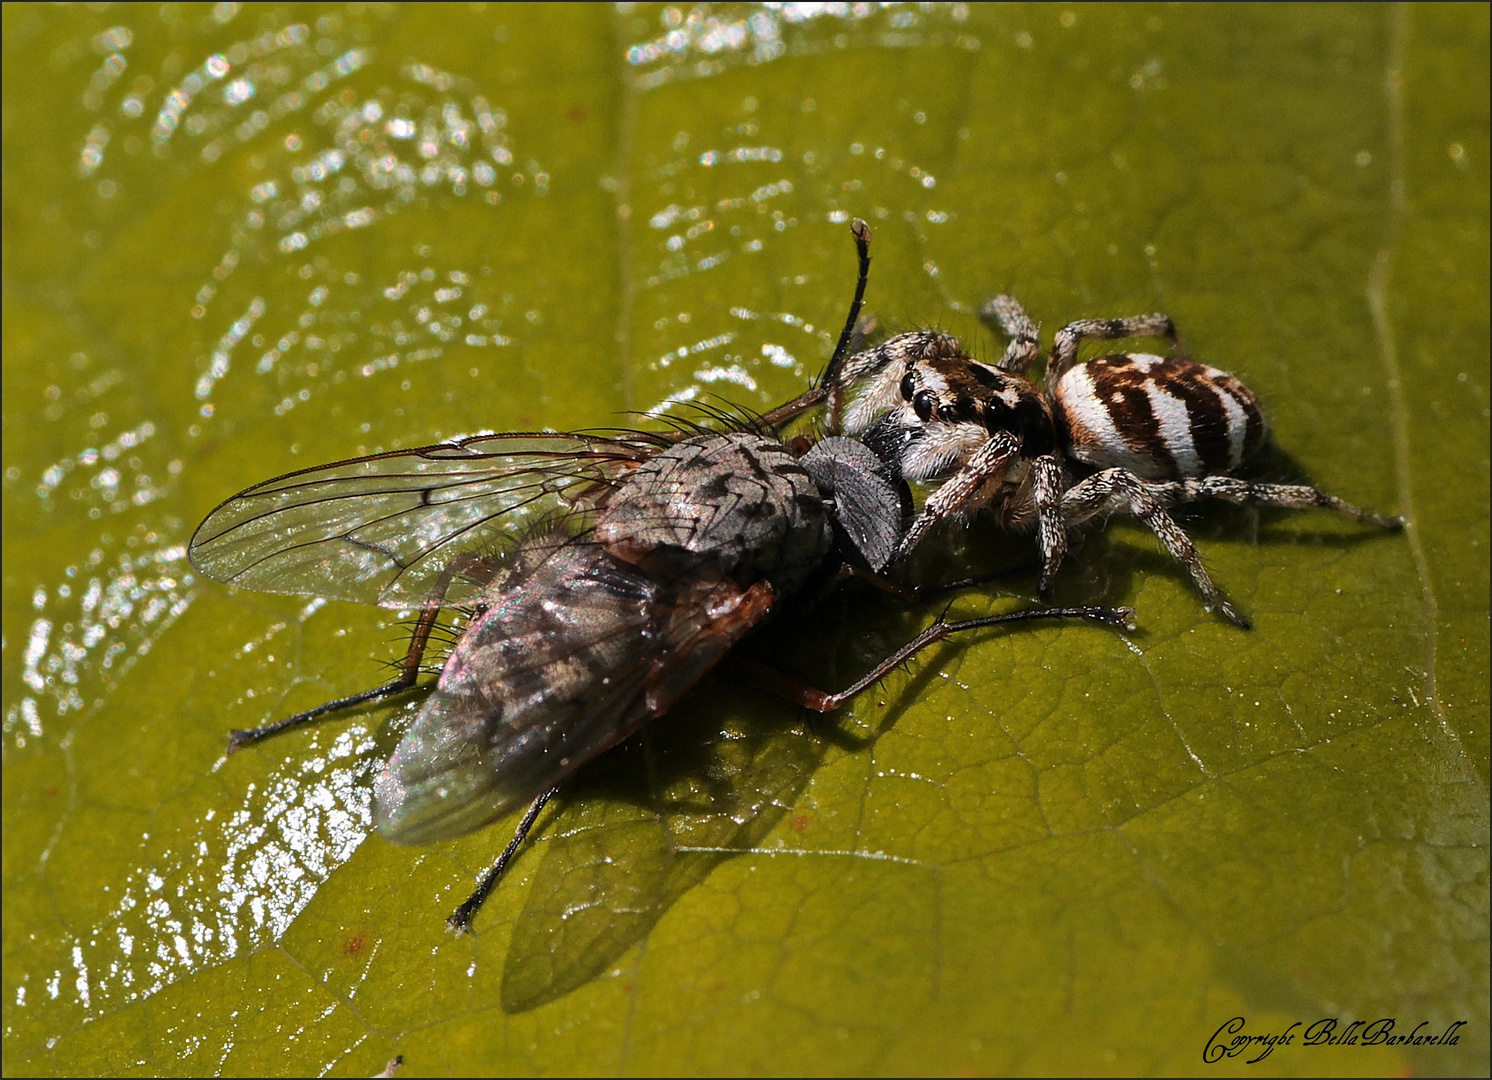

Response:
(495, 575), (1089, 1011)
(498, 675), (832, 1012)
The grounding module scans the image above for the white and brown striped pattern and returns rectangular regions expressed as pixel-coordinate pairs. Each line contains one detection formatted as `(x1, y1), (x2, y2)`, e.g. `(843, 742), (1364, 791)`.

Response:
(1055, 352), (1268, 480)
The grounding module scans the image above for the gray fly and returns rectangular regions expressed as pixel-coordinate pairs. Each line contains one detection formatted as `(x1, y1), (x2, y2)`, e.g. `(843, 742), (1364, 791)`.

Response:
(188, 221), (1132, 931)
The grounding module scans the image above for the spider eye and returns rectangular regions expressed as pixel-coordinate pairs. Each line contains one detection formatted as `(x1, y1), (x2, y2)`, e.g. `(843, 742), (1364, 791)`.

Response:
(912, 390), (936, 422)
(899, 371), (917, 401)
(938, 403), (957, 421)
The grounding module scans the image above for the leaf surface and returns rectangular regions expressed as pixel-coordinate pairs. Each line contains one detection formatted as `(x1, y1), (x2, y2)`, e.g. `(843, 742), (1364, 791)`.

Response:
(3, 4), (1486, 1076)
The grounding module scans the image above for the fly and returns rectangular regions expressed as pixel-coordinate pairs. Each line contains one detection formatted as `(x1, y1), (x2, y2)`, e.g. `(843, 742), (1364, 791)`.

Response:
(189, 221), (1132, 931)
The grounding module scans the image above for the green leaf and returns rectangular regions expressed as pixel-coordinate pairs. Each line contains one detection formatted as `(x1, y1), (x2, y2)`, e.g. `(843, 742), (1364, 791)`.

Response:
(4, 4), (1486, 1076)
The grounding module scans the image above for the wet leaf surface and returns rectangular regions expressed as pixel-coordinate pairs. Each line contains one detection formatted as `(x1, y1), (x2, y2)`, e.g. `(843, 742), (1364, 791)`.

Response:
(4, 4), (1486, 1076)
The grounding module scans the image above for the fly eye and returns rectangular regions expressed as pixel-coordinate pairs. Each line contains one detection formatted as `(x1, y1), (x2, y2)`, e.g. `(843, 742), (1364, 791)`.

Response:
(899, 371), (917, 401)
(912, 390), (936, 423)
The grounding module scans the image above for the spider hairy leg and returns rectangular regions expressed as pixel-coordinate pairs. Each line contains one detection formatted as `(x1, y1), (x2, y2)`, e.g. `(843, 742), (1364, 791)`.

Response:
(979, 294), (1043, 376)
(1047, 311), (1180, 391)
(1153, 475), (1405, 530)
(1060, 467), (1251, 628)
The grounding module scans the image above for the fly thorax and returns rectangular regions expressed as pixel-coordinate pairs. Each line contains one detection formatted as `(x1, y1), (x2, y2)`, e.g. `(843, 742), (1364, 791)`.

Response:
(594, 432), (831, 590)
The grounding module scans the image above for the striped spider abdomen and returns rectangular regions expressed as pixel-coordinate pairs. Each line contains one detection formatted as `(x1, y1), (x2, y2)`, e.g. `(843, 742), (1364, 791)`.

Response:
(1054, 352), (1270, 481)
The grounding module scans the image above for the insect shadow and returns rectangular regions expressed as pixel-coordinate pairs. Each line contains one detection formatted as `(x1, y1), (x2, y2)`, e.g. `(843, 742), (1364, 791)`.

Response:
(495, 578), (980, 1011)
(496, 667), (828, 1011)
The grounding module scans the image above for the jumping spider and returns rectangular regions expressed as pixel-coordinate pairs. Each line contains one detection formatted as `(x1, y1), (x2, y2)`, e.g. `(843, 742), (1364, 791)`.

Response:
(829, 295), (1403, 628)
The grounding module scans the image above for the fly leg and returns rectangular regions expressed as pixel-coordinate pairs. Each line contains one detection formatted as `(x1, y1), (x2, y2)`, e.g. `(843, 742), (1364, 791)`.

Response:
(227, 553), (495, 751)
(822, 217), (875, 433)
(447, 785), (560, 935)
(840, 560), (1048, 604)
(731, 604), (1135, 713)
(450, 578), (780, 933)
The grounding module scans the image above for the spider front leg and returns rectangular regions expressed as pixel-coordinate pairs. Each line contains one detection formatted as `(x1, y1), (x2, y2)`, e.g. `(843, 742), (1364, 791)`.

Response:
(893, 431), (1020, 561)
(1061, 467), (1250, 628)
(1047, 312), (1183, 393)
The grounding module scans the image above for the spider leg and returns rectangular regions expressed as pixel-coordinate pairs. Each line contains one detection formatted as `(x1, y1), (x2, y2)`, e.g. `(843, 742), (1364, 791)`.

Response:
(893, 431), (1020, 561)
(979, 294), (1042, 375)
(1030, 453), (1068, 596)
(1152, 476), (1403, 530)
(1061, 467), (1250, 628)
(1047, 312), (1181, 394)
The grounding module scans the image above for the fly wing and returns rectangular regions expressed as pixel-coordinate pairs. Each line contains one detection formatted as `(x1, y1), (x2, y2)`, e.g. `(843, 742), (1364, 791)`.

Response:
(188, 431), (661, 609)
(374, 535), (780, 845)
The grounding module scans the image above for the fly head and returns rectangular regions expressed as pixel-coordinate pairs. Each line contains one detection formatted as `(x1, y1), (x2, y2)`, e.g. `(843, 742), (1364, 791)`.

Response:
(799, 436), (912, 573)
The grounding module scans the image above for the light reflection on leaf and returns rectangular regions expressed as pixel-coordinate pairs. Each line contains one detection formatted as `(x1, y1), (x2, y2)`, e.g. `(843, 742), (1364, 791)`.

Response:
(3, 3), (1485, 1077)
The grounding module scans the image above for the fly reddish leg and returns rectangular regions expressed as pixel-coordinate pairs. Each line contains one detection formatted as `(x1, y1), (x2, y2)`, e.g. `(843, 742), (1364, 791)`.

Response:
(227, 553), (496, 751)
(841, 561), (1049, 603)
(448, 601), (1134, 934)
(730, 605), (1135, 713)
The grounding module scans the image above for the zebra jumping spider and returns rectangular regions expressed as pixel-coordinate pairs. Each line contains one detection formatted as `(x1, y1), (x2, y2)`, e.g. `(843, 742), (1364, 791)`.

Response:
(831, 295), (1403, 628)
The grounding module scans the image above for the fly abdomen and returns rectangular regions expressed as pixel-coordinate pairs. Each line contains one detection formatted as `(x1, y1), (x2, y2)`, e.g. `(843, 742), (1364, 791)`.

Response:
(374, 431), (815, 848)
(1055, 353), (1268, 480)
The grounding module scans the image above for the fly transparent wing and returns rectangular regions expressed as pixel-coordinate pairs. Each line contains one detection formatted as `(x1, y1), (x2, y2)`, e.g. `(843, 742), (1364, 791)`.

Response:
(188, 432), (660, 608)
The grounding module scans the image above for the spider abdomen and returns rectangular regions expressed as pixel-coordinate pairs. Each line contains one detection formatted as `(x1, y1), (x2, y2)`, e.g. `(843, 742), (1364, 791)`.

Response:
(1055, 353), (1268, 480)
